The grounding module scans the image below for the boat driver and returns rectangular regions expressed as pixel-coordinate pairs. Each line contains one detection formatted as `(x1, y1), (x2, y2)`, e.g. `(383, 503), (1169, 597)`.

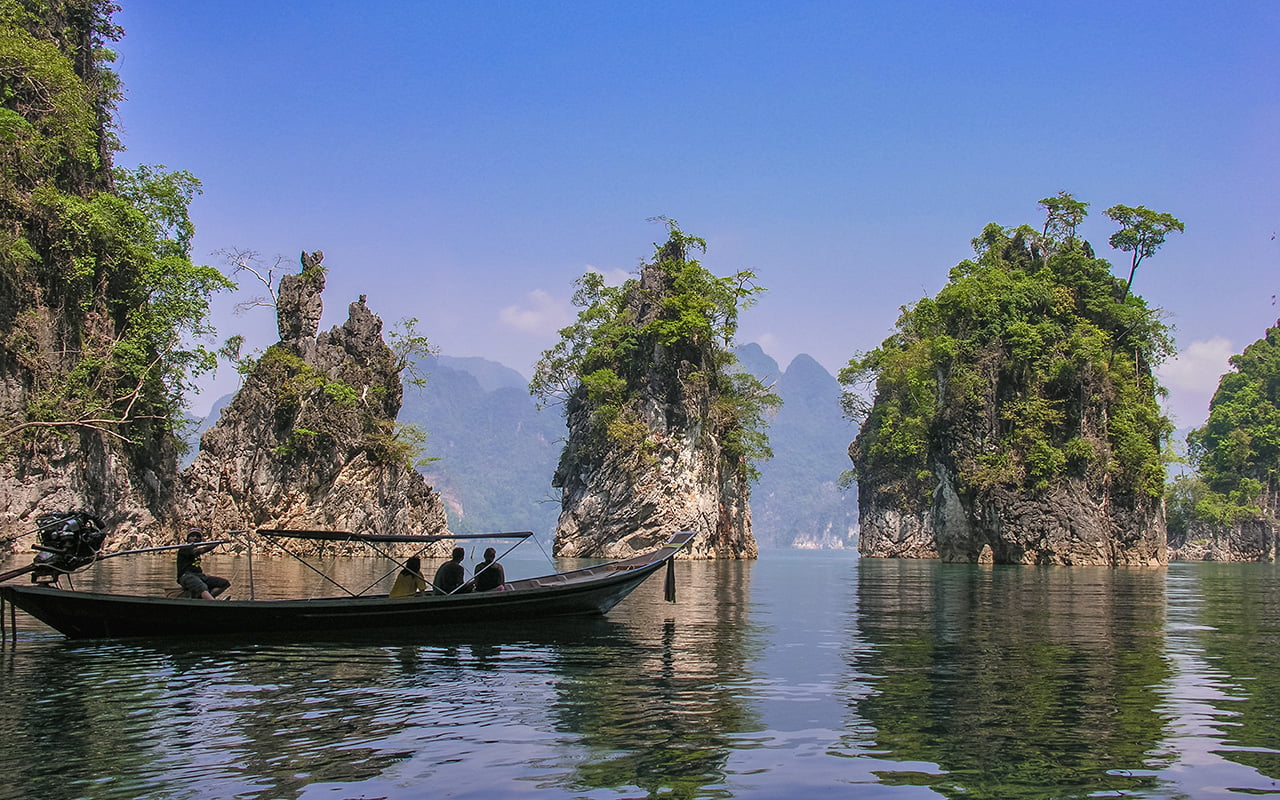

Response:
(176, 528), (231, 600)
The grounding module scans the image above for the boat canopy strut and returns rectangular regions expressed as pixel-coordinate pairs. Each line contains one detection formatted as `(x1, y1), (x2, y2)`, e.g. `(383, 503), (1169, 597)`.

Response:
(255, 529), (534, 544)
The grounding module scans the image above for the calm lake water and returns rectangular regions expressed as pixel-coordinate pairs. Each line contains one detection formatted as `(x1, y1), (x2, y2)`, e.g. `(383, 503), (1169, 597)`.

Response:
(1, 548), (1278, 800)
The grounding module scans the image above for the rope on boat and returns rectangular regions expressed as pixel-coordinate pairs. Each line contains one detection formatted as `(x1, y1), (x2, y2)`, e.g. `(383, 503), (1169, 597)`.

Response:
(529, 533), (557, 572)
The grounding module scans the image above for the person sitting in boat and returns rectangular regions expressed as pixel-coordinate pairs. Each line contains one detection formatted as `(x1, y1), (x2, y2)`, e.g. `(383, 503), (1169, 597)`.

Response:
(432, 547), (472, 595)
(389, 555), (427, 597)
(472, 547), (505, 592)
(176, 528), (230, 600)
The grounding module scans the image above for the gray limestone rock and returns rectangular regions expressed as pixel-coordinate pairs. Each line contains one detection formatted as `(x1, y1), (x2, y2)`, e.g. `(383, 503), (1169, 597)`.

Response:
(1169, 520), (1277, 562)
(851, 353), (1166, 566)
(550, 246), (757, 560)
(180, 253), (448, 552)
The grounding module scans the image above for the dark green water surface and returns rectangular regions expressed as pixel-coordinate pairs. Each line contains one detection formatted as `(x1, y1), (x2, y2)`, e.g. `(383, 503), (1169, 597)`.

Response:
(1, 549), (1277, 799)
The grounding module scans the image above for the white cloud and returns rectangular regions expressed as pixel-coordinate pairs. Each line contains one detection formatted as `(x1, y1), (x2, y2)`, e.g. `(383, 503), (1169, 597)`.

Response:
(754, 332), (782, 360)
(1157, 337), (1235, 427)
(497, 289), (572, 335)
(587, 265), (631, 286)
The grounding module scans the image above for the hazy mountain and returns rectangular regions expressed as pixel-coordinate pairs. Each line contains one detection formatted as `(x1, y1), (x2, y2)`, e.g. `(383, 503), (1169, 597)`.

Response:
(734, 342), (785, 385)
(399, 355), (562, 534)
(735, 345), (859, 549)
(186, 346), (859, 547)
(435, 355), (528, 393)
(178, 391), (235, 469)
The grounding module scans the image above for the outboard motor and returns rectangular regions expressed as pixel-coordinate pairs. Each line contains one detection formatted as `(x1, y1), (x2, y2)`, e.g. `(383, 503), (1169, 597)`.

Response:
(30, 512), (108, 584)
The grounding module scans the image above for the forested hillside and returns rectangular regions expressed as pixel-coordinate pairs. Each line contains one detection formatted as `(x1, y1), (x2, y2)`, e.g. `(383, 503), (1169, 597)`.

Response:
(399, 355), (562, 534)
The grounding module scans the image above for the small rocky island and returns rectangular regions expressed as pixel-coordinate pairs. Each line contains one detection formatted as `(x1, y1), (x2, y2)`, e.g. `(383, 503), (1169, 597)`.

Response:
(180, 253), (449, 546)
(845, 196), (1179, 565)
(533, 225), (776, 559)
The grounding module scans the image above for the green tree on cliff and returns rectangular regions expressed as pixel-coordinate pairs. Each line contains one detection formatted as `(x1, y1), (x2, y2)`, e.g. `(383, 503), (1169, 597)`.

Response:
(1106, 204), (1185, 302)
(841, 194), (1178, 503)
(0, 0), (230, 451)
(531, 220), (777, 481)
(1184, 321), (1280, 524)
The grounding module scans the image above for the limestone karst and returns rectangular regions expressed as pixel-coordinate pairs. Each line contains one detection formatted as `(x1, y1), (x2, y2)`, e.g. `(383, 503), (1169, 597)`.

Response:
(180, 253), (449, 548)
(536, 227), (773, 559)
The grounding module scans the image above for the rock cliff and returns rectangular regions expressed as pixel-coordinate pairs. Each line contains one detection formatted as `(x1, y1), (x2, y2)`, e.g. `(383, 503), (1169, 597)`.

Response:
(0, 4), (203, 546)
(853, 373), (1168, 568)
(857, 427), (1166, 566)
(179, 254), (449, 550)
(1169, 521), (1277, 562)
(0, 423), (179, 547)
(553, 386), (756, 560)
(848, 205), (1171, 566)
(545, 230), (764, 559)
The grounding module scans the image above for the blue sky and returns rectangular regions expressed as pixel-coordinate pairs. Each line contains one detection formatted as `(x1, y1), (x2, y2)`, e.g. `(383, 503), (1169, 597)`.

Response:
(110, 2), (1279, 427)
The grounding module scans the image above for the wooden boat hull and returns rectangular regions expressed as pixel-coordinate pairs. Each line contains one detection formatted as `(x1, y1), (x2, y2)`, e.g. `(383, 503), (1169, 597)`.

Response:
(1, 533), (692, 640)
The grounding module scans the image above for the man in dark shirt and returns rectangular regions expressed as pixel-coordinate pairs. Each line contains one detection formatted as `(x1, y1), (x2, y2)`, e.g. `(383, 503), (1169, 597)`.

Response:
(176, 529), (230, 599)
(473, 547), (505, 591)
(432, 547), (471, 595)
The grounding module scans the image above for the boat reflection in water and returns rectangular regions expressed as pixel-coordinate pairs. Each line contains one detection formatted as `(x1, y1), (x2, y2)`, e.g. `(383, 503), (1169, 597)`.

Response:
(0, 551), (758, 800)
(546, 558), (757, 797)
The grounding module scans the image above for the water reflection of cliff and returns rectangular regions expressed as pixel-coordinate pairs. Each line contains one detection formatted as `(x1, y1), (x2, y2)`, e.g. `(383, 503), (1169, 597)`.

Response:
(847, 560), (1171, 799)
(550, 560), (758, 798)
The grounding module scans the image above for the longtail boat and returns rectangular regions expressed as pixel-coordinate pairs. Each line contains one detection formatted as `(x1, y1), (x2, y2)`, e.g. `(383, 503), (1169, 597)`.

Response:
(0, 512), (693, 640)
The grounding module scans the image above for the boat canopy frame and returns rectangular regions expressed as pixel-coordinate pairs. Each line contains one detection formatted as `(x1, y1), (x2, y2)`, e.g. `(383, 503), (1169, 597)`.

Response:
(2, 526), (539, 600)
(255, 529), (535, 544)
(234, 529), (539, 599)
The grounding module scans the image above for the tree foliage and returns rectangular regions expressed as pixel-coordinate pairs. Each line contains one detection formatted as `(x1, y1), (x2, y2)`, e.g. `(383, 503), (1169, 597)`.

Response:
(0, 0), (231, 451)
(531, 221), (777, 480)
(1105, 204), (1184, 302)
(841, 194), (1176, 501)
(1185, 321), (1280, 524)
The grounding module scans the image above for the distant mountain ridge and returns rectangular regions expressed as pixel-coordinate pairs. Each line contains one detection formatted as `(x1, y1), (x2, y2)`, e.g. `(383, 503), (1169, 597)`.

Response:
(734, 344), (859, 549)
(188, 346), (859, 547)
(398, 354), (562, 534)
(435, 355), (528, 392)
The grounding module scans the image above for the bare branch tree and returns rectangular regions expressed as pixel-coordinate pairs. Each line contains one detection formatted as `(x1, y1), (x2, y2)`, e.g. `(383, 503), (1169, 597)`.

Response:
(215, 247), (287, 314)
(0, 354), (168, 444)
